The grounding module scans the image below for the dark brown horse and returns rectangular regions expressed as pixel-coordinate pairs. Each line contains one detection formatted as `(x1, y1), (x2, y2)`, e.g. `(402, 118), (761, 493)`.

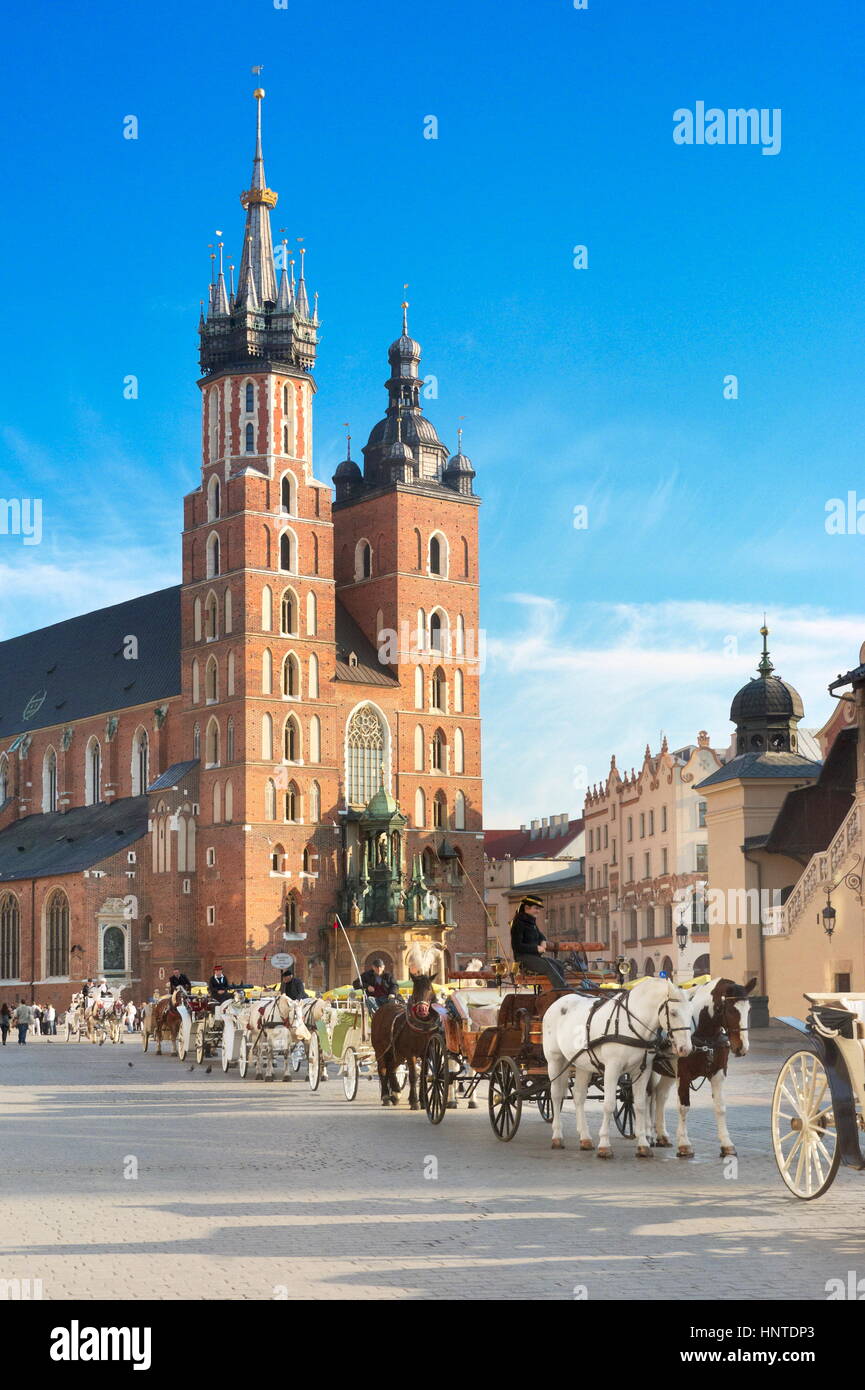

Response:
(650, 976), (756, 1157)
(371, 945), (442, 1109)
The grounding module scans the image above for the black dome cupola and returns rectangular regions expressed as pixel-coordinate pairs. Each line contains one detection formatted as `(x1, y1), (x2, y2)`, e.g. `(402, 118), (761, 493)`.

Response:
(731, 626), (804, 755)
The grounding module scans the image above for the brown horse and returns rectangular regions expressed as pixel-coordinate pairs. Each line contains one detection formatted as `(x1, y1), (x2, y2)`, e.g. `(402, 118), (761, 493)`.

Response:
(650, 976), (756, 1157)
(371, 944), (442, 1110)
(141, 990), (183, 1056)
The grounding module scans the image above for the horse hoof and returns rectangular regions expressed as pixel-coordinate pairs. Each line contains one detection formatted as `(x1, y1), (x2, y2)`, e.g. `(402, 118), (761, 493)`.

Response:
(677, 1147), (694, 1159)
(410, 1102), (420, 1111)
(579, 1139), (594, 1151)
(655, 1136), (672, 1148)
(264, 1076), (274, 1083)
(551, 1138), (564, 1150)
(597, 1148), (613, 1159)
(381, 1099), (391, 1108)
(636, 1146), (652, 1158)
(720, 1146), (737, 1157)
(468, 1101), (479, 1110)
(446, 1100), (458, 1109)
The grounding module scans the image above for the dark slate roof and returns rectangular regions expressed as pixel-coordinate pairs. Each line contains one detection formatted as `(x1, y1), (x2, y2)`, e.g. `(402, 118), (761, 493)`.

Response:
(334, 601), (399, 687)
(763, 726), (856, 861)
(0, 797), (149, 883)
(730, 675), (803, 722)
(697, 751), (822, 789)
(0, 586), (181, 742)
(147, 760), (199, 793)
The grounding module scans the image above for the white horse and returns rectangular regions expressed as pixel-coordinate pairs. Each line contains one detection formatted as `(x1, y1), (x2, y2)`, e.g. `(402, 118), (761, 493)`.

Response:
(649, 976), (755, 1158)
(244, 993), (312, 1080)
(543, 977), (693, 1157)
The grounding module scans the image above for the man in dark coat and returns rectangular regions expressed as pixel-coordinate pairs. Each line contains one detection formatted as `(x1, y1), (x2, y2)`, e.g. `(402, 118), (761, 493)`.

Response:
(168, 967), (192, 995)
(208, 967), (232, 1005)
(280, 966), (308, 1001)
(510, 897), (568, 988)
(353, 958), (399, 1013)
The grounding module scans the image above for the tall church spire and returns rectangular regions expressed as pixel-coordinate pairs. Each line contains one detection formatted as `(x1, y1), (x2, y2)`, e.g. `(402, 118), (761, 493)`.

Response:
(236, 89), (279, 307)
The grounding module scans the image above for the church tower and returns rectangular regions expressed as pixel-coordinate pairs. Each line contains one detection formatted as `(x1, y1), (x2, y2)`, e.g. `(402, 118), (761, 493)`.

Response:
(182, 89), (338, 982)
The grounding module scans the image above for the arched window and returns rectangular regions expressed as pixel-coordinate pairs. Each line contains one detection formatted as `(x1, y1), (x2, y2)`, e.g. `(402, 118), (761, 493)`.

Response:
(227, 717), (235, 763)
(454, 790), (466, 830)
(0, 892), (20, 979)
(205, 656), (219, 703)
(308, 653), (319, 698)
(245, 422), (254, 454)
(414, 725), (424, 771)
(310, 781), (321, 822)
(207, 474), (221, 520)
(433, 791), (447, 829)
(0, 753), (8, 806)
(205, 718), (220, 767)
(280, 589), (296, 635)
(206, 532), (220, 578)
(262, 649), (273, 694)
(456, 614), (465, 657)
(212, 781), (222, 824)
(193, 723), (201, 760)
(280, 474), (294, 513)
(312, 534), (319, 575)
(224, 587), (233, 633)
(245, 381), (255, 413)
(265, 779), (277, 821)
(283, 654), (299, 698)
(45, 890), (69, 978)
(227, 650), (236, 696)
(132, 728), (149, 795)
(346, 704), (386, 806)
(85, 737), (101, 805)
(192, 658), (200, 704)
(261, 713), (273, 760)
(42, 747), (57, 813)
(414, 528), (422, 570)
(101, 924), (126, 976)
(284, 716), (300, 762)
(432, 729), (446, 772)
(309, 715), (320, 763)
(431, 666), (446, 711)
(280, 532), (292, 572)
(462, 536), (469, 578)
(454, 668), (464, 712)
(355, 540), (372, 581)
(429, 533), (446, 576)
(187, 819), (196, 870)
(204, 591), (218, 640)
(429, 610), (445, 653)
(306, 591), (317, 635)
(414, 666), (424, 710)
(262, 584), (273, 631)
(271, 843), (286, 873)
(285, 782), (300, 822)
(454, 727), (465, 774)
(415, 787), (426, 828)
(284, 897), (298, 934)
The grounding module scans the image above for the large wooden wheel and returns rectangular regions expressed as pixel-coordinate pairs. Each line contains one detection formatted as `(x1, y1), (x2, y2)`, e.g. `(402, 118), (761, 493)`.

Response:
(343, 1047), (359, 1101)
(238, 1034), (250, 1078)
(307, 1029), (322, 1091)
(422, 1035), (449, 1124)
(489, 1056), (523, 1141)
(772, 1049), (840, 1199)
(537, 1087), (554, 1123)
(195, 1025), (207, 1066)
(614, 1074), (636, 1138)
(220, 1032), (232, 1072)
(176, 1027), (187, 1062)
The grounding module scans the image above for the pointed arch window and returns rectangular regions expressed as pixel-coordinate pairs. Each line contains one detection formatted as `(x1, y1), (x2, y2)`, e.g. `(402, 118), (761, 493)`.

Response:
(193, 723), (201, 760)
(283, 654), (299, 698)
(284, 716), (300, 762)
(262, 584), (273, 631)
(430, 610), (444, 653)
(414, 666), (424, 710)
(132, 728), (149, 795)
(245, 422), (255, 454)
(454, 790), (466, 831)
(205, 656), (219, 703)
(454, 727), (465, 775)
(261, 713), (273, 761)
(85, 737), (101, 805)
(310, 780), (321, 822)
(454, 668), (464, 713)
(43, 748), (57, 813)
(280, 590), (296, 635)
(285, 781), (300, 822)
(312, 534), (319, 575)
(306, 591), (317, 635)
(308, 652), (319, 698)
(192, 658), (200, 704)
(0, 892), (20, 980)
(281, 474), (294, 513)
(414, 725), (424, 771)
(355, 540), (372, 581)
(462, 536), (469, 578)
(224, 587), (233, 633)
(207, 474), (221, 521)
(415, 529), (422, 570)
(212, 781), (222, 824)
(284, 897), (298, 933)
(415, 787), (426, 828)
(227, 717), (235, 763)
(432, 729), (446, 772)
(431, 667), (447, 711)
(204, 591), (218, 640)
(280, 533), (292, 572)
(205, 718), (220, 768)
(225, 780), (234, 822)
(227, 650), (236, 696)
(0, 754), (8, 806)
(265, 779), (277, 821)
(206, 533), (220, 578)
(262, 649), (273, 695)
(429, 534), (443, 575)
(309, 715), (321, 763)
(433, 791), (447, 829)
(45, 890), (69, 978)
(271, 842), (286, 873)
(194, 597), (202, 641)
(346, 704), (386, 807)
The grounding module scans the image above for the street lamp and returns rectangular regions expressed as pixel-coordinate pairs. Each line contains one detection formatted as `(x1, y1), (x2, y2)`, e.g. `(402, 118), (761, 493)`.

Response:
(675, 920), (689, 952)
(821, 894), (836, 939)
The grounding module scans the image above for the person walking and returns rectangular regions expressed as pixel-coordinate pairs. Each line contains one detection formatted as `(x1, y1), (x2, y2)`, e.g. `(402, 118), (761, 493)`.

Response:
(0, 1002), (11, 1045)
(12, 999), (33, 1045)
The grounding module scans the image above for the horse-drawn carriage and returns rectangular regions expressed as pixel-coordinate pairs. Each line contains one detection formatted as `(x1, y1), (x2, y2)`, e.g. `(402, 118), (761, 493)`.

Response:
(62, 991), (124, 1044)
(300, 992), (409, 1100)
(61, 995), (88, 1042)
(772, 989), (865, 1199)
(176, 987), (226, 1064)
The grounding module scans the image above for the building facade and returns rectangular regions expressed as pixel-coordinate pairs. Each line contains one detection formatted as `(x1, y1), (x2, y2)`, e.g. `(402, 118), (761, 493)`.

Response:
(0, 90), (485, 1005)
(484, 815), (585, 958)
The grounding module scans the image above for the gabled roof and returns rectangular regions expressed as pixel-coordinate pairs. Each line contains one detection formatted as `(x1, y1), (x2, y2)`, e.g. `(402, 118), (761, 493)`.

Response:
(485, 819), (584, 861)
(697, 750), (822, 790)
(147, 761), (199, 793)
(0, 796), (150, 883)
(0, 586), (181, 742)
(334, 601), (399, 687)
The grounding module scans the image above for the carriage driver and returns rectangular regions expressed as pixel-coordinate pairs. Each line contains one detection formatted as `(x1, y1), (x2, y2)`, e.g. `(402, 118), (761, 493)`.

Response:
(510, 896), (569, 989)
(208, 966), (232, 1006)
(352, 958), (399, 1013)
(279, 958), (308, 1001)
(168, 966), (192, 995)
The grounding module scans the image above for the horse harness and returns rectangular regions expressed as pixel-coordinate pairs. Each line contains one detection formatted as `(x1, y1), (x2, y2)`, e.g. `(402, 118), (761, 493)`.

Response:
(549, 988), (690, 1085)
(382, 999), (440, 1061)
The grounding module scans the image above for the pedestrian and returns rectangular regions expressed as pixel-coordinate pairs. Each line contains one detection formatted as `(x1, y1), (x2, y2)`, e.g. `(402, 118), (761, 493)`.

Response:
(0, 1002), (10, 1045)
(30, 1003), (42, 1038)
(12, 999), (33, 1045)
(45, 1003), (56, 1036)
(125, 1000), (137, 1033)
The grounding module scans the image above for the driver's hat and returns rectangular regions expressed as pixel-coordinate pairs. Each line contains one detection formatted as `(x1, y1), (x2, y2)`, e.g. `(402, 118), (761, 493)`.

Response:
(520, 895), (544, 909)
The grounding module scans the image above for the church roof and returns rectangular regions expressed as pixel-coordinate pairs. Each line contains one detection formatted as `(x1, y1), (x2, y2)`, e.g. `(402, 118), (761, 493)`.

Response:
(334, 602), (399, 687)
(0, 796), (149, 883)
(697, 750), (822, 789)
(147, 760), (199, 793)
(0, 586), (181, 743)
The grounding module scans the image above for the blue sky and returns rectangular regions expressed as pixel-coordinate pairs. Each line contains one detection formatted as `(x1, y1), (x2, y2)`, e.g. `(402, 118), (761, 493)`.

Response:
(1, 0), (863, 822)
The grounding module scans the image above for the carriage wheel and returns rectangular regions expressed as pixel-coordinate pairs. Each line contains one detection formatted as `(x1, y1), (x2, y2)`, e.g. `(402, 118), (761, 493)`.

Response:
(307, 1030), (322, 1091)
(238, 1035), (250, 1079)
(422, 1035), (449, 1125)
(772, 1050), (840, 1199)
(489, 1057), (523, 1141)
(537, 1087), (554, 1123)
(290, 1041), (304, 1073)
(220, 1033), (232, 1072)
(195, 1027), (206, 1066)
(343, 1047), (359, 1101)
(614, 1075), (636, 1138)
(176, 1028), (187, 1062)
(394, 1062), (408, 1093)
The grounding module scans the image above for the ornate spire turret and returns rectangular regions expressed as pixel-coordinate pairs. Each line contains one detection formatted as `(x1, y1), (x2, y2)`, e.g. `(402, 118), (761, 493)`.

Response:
(235, 88), (279, 307)
(757, 621), (774, 678)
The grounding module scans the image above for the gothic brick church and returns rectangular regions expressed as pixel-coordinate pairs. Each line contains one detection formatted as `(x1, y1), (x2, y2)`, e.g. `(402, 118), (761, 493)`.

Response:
(0, 90), (484, 1004)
